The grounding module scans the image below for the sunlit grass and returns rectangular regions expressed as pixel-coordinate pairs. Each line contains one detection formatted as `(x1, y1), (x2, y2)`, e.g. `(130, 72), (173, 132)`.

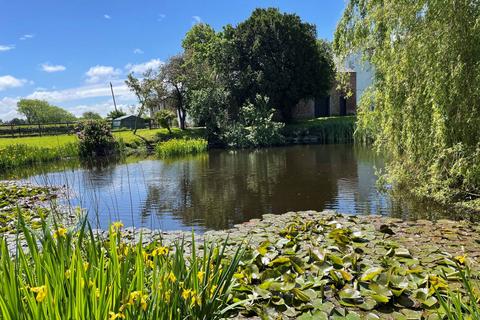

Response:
(156, 138), (208, 158)
(0, 129), (169, 148)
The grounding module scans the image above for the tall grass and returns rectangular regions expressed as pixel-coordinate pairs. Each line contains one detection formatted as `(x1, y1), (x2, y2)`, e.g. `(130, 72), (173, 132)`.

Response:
(156, 138), (208, 158)
(283, 116), (355, 144)
(0, 143), (79, 172)
(0, 217), (243, 319)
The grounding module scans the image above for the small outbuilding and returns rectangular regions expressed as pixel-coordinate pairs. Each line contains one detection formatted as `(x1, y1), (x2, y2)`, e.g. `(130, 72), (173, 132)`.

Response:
(112, 115), (147, 130)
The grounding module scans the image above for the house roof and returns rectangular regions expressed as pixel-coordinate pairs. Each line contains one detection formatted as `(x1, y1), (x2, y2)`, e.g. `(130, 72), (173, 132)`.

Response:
(114, 115), (140, 121)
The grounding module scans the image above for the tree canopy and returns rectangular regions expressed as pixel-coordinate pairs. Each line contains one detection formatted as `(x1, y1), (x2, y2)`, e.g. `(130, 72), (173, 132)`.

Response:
(334, 0), (480, 204)
(82, 111), (103, 120)
(17, 99), (76, 124)
(221, 8), (334, 121)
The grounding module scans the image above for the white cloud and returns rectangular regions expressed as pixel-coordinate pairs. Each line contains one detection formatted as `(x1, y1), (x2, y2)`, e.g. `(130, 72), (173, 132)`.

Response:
(41, 63), (66, 73)
(157, 14), (166, 22)
(85, 65), (121, 83)
(0, 81), (138, 120)
(0, 97), (21, 120)
(20, 34), (34, 41)
(0, 75), (28, 91)
(104, 14), (111, 19)
(133, 48), (144, 54)
(27, 81), (133, 103)
(68, 101), (131, 117)
(0, 44), (15, 52)
(192, 16), (202, 24)
(125, 59), (163, 74)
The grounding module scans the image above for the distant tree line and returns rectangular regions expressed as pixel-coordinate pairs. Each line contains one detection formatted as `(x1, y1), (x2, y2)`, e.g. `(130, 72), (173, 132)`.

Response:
(0, 99), (124, 125)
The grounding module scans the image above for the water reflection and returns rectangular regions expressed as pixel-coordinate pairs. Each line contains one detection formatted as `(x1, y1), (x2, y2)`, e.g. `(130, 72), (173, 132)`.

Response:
(3, 144), (464, 232)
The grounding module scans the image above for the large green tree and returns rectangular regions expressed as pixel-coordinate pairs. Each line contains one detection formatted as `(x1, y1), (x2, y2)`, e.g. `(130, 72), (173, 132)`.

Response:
(334, 0), (480, 204)
(17, 99), (76, 124)
(222, 8), (334, 121)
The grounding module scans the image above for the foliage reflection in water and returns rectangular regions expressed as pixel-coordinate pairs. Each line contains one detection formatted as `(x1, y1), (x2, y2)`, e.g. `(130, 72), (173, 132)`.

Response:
(2, 144), (465, 232)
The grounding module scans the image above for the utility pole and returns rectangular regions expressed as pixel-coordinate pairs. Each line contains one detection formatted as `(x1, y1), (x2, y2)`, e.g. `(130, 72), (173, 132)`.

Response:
(110, 82), (118, 112)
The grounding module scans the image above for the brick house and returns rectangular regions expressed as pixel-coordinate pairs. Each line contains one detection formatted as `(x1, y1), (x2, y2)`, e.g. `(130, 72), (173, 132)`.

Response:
(291, 67), (357, 120)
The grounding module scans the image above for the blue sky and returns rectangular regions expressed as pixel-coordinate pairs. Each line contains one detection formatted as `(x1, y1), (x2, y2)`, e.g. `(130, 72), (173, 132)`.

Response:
(0, 0), (346, 120)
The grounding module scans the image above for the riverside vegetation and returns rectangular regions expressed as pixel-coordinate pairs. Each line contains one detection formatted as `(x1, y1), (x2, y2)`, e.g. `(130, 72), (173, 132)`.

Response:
(0, 116), (355, 172)
(1, 197), (479, 319)
(334, 0), (480, 209)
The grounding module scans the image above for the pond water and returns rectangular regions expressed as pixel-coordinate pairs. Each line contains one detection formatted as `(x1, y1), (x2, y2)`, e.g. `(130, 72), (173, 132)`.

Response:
(3, 144), (460, 232)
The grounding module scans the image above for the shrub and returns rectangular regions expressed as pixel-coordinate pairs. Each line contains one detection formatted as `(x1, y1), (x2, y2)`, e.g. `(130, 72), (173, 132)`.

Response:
(76, 120), (117, 157)
(222, 95), (285, 148)
(156, 138), (208, 158)
(154, 110), (176, 133)
(0, 219), (243, 319)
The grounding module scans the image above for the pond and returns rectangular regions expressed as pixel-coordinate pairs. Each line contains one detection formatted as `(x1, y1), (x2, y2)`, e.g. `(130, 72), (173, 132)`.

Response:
(2, 144), (461, 232)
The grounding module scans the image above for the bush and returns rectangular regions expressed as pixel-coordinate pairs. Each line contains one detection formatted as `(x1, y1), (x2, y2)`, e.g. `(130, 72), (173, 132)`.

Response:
(156, 138), (208, 158)
(76, 120), (117, 157)
(154, 110), (176, 133)
(222, 95), (284, 148)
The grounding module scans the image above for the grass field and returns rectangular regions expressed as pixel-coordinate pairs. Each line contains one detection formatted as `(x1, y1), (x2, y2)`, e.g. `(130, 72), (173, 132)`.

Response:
(0, 128), (189, 148)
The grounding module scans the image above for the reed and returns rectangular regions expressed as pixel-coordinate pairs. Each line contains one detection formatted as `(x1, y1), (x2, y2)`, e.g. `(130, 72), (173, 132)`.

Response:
(283, 116), (356, 144)
(435, 262), (480, 319)
(0, 217), (243, 319)
(0, 143), (79, 172)
(156, 138), (208, 158)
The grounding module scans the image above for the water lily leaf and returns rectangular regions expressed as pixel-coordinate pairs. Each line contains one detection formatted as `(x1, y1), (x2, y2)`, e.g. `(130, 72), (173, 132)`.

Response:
(344, 311), (362, 320)
(328, 253), (344, 267)
(310, 248), (325, 262)
(339, 287), (362, 300)
(269, 256), (291, 267)
(257, 241), (271, 256)
(395, 248), (412, 258)
(329, 228), (352, 245)
(260, 269), (281, 281)
(311, 311), (329, 320)
(252, 286), (271, 299)
(280, 281), (296, 291)
(340, 269), (353, 281)
(422, 296), (438, 307)
(358, 297), (377, 310)
(292, 288), (312, 302)
(401, 309), (423, 319)
(270, 295), (285, 306)
(275, 238), (290, 248)
(371, 294), (390, 303)
(283, 306), (300, 317)
(360, 267), (383, 281)
(369, 283), (392, 297)
(297, 313), (314, 320)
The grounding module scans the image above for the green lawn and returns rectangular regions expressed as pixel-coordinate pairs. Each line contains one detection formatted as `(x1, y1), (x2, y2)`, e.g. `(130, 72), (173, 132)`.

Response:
(0, 128), (180, 148)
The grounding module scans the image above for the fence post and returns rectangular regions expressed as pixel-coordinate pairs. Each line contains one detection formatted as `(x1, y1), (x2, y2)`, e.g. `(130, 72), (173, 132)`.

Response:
(38, 123), (42, 136)
(11, 123), (14, 138)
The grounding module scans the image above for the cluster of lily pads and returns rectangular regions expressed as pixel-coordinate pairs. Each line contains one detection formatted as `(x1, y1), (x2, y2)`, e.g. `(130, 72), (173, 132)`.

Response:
(224, 213), (479, 319)
(0, 181), (59, 233)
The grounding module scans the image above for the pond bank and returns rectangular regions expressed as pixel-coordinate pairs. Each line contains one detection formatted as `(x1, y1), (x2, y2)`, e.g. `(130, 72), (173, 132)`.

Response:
(2, 175), (479, 318)
(0, 117), (356, 172)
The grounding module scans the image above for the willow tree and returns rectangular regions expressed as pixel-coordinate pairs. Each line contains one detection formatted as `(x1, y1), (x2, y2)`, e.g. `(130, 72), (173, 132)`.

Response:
(334, 0), (480, 204)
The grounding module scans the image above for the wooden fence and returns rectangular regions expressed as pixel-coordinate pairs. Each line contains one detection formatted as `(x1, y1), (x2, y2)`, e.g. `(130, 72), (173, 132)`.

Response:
(0, 120), (156, 138)
(0, 122), (78, 137)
